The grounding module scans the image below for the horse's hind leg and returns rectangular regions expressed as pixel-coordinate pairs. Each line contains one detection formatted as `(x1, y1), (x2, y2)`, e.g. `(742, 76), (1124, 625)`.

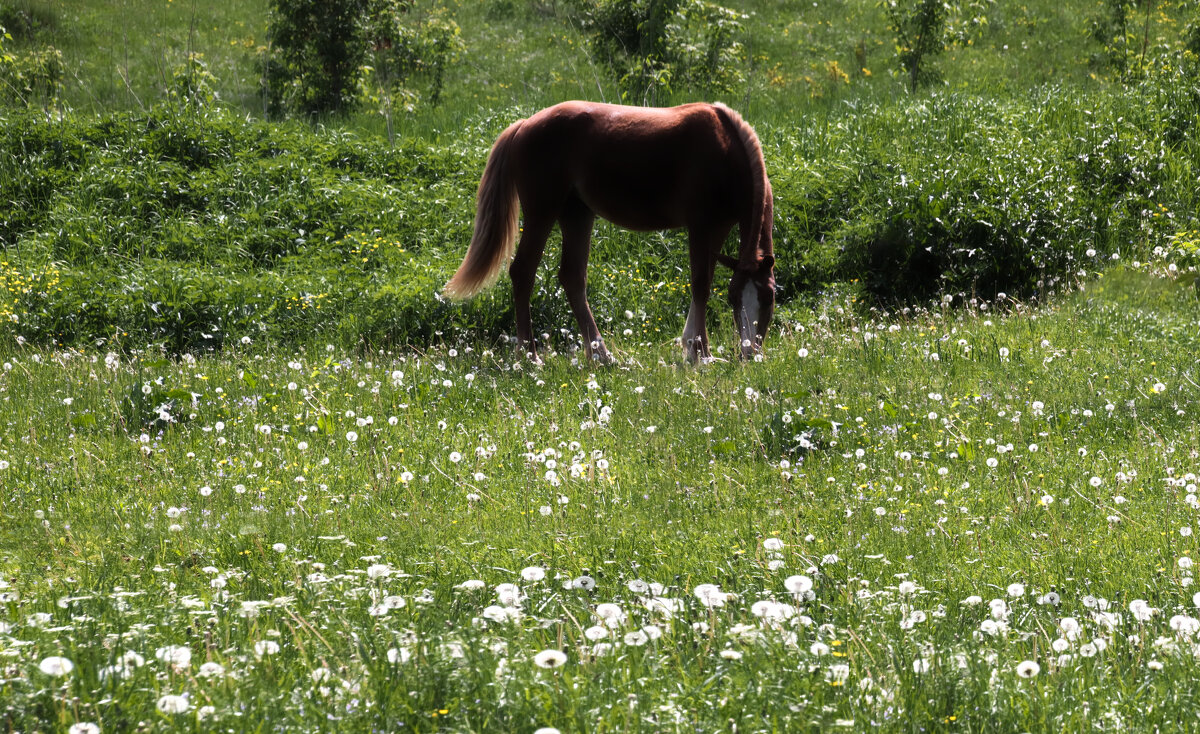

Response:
(558, 199), (610, 363)
(683, 223), (733, 364)
(510, 216), (553, 362)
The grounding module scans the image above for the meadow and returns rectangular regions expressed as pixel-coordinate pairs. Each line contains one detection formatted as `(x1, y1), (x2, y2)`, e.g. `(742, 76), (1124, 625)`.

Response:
(2, 0), (1200, 731)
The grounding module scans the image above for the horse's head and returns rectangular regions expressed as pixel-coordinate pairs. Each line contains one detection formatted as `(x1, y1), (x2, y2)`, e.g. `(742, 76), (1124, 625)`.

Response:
(719, 253), (775, 360)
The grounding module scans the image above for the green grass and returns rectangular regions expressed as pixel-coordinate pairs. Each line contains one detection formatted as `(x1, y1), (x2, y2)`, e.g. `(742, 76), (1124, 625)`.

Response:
(1, 268), (1199, 731)
(2, 0), (1200, 730)
(12, 0), (1189, 125)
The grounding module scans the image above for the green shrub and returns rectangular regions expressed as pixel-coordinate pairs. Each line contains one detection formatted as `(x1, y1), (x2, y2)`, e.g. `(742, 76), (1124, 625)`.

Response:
(0, 22), (62, 106)
(570, 0), (746, 103)
(882, 0), (950, 92)
(0, 82), (1195, 350)
(262, 0), (462, 122)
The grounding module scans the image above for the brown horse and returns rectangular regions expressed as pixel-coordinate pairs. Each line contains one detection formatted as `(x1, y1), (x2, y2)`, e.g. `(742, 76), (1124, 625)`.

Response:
(443, 101), (775, 364)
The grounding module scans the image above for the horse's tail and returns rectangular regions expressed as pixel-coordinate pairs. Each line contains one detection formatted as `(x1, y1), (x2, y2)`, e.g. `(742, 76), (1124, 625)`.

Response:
(713, 103), (772, 270)
(443, 119), (525, 300)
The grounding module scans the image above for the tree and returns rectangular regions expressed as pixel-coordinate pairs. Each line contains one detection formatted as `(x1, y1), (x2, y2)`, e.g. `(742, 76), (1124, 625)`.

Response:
(882, 0), (949, 93)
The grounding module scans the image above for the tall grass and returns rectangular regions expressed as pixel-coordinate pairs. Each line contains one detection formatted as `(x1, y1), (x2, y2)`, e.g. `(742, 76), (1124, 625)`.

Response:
(0, 269), (1198, 731)
(1, 68), (1196, 352)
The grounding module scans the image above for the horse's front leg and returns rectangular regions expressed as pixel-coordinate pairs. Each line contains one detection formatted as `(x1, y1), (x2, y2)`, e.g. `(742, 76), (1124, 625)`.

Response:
(509, 217), (553, 363)
(558, 202), (611, 364)
(683, 224), (731, 364)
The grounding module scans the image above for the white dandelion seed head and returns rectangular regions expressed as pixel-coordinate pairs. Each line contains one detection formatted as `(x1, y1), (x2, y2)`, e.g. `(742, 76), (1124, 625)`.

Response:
(533, 649), (567, 669)
(154, 645), (192, 667)
(198, 661), (226, 678)
(38, 656), (74, 677)
(520, 566), (546, 582)
(156, 694), (190, 715)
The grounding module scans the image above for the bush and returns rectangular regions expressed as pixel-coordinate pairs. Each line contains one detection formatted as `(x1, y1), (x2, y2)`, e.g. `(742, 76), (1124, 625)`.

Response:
(263, 0), (370, 116)
(570, 0), (746, 103)
(0, 81), (1196, 350)
(0, 22), (63, 106)
(262, 0), (462, 121)
(882, 0), (950, 93)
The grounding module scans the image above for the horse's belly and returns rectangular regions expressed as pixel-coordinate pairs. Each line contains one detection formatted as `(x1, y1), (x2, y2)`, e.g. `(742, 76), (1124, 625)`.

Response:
(577, 182), (687, 232)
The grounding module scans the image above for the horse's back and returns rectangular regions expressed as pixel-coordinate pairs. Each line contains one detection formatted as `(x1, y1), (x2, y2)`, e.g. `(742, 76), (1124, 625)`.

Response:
(511, 101), (748, 230)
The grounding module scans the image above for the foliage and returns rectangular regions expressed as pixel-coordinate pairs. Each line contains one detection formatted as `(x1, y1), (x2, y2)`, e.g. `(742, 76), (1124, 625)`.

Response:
(167, 54), (220, 107)
(0, 22), (62, 106)
(570, 0), (747, 103)
(1088, 0), (1200, 78)
(263, 0), (370, 116)
(362, 0), (464, 142)
(882, 0), (951, 92)
(262, 0), (461, 120)
(1, 270), (1200, 730)
(1, 72), (1197, 350)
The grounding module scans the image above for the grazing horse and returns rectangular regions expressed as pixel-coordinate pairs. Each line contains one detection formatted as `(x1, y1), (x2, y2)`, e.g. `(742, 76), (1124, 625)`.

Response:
(443, 100), (775, 363)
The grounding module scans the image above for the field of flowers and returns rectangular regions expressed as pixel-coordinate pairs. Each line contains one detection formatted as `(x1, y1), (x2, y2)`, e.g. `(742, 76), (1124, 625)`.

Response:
(3, 0), (1200, 730)
(1, 265), (1199, 731)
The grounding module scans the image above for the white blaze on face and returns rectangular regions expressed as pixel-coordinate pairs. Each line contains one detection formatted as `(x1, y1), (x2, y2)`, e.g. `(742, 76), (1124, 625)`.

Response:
(738, 281), (760, 351)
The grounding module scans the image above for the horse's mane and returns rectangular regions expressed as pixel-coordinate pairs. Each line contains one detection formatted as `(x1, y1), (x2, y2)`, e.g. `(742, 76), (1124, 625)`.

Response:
(711, 103), (771, 269)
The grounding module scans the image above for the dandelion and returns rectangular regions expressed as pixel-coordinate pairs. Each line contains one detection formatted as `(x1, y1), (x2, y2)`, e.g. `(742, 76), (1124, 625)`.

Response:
(533, 649), (567, 669)
(68, 724), (100, 734)
(595, 603), (626, 627)
(720, 649), (744, 660)
(495, 584), (523, 607)
(198, 661), (226, 678)
(1016, 660), (1040, 678)
(155, 645), (192, 668)
(387, 647), (412, 664)
(1006, 583), (1025, 598)
(584, 625), (609, 641)
(254, 640), (281, 657)
(1130, 599), (1156, 622)
(534, 728), (562, 734)
(624, 630), (650, 646)
(38, 656), (74, 676)
(828, 663), (850, 684)
(694, 583), (728, 607)
(156, 694), (190, 714)
(763, 537), (784, 551)
(785, 575), (813, 595)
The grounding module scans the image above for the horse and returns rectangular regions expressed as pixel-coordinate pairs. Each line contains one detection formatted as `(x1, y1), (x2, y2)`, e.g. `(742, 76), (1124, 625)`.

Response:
(443, 100), (775, 364)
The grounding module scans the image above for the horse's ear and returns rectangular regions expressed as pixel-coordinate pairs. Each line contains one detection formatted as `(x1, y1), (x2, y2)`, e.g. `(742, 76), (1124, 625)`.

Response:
(758, 253), (775, 271)
(715, 253), (739, 270)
